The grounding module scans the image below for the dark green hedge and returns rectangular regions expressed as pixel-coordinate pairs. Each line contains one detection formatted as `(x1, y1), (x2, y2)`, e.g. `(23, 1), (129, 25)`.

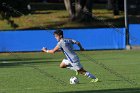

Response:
(0, 0), (30, 17)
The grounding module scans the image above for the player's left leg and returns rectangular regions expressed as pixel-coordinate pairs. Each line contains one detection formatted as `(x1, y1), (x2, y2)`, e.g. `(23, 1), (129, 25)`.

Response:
(77, 68), (98, 82)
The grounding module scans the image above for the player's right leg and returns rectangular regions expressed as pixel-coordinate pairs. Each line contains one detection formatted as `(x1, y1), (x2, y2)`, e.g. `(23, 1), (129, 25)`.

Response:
(60, 59), (76, 71)
(59, 61), (67, 68)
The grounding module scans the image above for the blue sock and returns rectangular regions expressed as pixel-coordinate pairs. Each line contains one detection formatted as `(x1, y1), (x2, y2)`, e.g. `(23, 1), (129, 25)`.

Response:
(85, 72), (96, 79)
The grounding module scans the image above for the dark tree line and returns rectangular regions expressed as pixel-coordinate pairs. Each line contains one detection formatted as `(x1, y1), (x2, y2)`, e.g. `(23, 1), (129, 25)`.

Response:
(0, 0), (30, 29)
(64, 0), (93, 22)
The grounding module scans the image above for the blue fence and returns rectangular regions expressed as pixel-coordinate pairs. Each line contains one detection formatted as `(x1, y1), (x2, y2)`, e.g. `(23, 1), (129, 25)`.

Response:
(0, 28), (126, 52)
(129, 24), (140, 46)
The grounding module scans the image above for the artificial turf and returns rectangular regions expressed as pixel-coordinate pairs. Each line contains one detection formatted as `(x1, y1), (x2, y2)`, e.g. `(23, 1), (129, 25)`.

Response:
(0, 50), (140, 93)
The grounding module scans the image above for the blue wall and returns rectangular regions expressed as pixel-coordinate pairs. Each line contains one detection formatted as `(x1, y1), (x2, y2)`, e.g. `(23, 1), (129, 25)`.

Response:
(0, 30), (57, 52)
(129, 24), (140, 46)
(64, 28), (125, 50)
(0, 28), (126, 52)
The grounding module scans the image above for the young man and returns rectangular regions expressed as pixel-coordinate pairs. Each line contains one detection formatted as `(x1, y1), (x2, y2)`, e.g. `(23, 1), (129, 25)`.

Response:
(42, 29), (98, 82)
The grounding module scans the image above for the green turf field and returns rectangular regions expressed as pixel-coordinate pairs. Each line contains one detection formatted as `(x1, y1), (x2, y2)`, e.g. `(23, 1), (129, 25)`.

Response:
(0, 50), (140, 93)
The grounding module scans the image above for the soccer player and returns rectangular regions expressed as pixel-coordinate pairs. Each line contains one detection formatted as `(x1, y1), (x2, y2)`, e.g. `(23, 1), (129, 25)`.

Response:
(42, 29), (98, 82)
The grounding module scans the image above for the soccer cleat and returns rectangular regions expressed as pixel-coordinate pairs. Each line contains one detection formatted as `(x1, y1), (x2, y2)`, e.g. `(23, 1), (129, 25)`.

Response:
(76, 70), (79, 75)
(90, 78), (98, 83)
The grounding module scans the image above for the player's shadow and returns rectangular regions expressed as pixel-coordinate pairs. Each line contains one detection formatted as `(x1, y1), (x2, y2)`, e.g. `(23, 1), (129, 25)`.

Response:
(60, 88), (140, 93)
(0, 60), (60, 67)
(0, 57), (48, 62)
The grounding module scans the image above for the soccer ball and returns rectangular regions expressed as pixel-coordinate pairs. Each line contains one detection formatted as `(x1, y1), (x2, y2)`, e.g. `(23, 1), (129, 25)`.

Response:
(70, 76), (79, 84)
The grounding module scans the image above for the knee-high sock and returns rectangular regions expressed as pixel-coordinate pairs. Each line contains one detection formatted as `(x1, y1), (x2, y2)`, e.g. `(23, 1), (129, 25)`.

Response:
(85, 72), (96, 79)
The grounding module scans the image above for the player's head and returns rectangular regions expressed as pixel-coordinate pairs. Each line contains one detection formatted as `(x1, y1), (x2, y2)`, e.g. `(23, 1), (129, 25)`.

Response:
(54, 29), (63, 41)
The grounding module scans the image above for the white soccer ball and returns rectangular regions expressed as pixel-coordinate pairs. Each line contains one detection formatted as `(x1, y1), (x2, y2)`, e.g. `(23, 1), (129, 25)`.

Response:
(70, 76), (79, 84)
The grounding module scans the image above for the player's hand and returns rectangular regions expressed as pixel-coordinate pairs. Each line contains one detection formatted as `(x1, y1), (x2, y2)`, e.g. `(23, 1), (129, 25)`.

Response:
(42, 47), (47, 52)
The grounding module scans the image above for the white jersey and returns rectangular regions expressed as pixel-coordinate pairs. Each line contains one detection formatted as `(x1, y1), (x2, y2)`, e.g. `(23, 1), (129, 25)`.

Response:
(57, 38), (79, 63)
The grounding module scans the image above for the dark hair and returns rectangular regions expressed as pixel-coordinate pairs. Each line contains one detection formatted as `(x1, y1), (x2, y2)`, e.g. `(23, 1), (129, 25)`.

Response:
(54, 29), (63, 38)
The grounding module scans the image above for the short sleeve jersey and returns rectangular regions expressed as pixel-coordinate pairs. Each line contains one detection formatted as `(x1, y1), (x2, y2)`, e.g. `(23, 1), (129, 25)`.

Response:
(57, 38), (79, 63)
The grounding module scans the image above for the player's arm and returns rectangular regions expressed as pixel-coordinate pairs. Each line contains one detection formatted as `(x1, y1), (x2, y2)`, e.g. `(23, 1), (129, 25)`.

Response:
(75, 42), (85, 51)
(42, 46), (59, 54)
